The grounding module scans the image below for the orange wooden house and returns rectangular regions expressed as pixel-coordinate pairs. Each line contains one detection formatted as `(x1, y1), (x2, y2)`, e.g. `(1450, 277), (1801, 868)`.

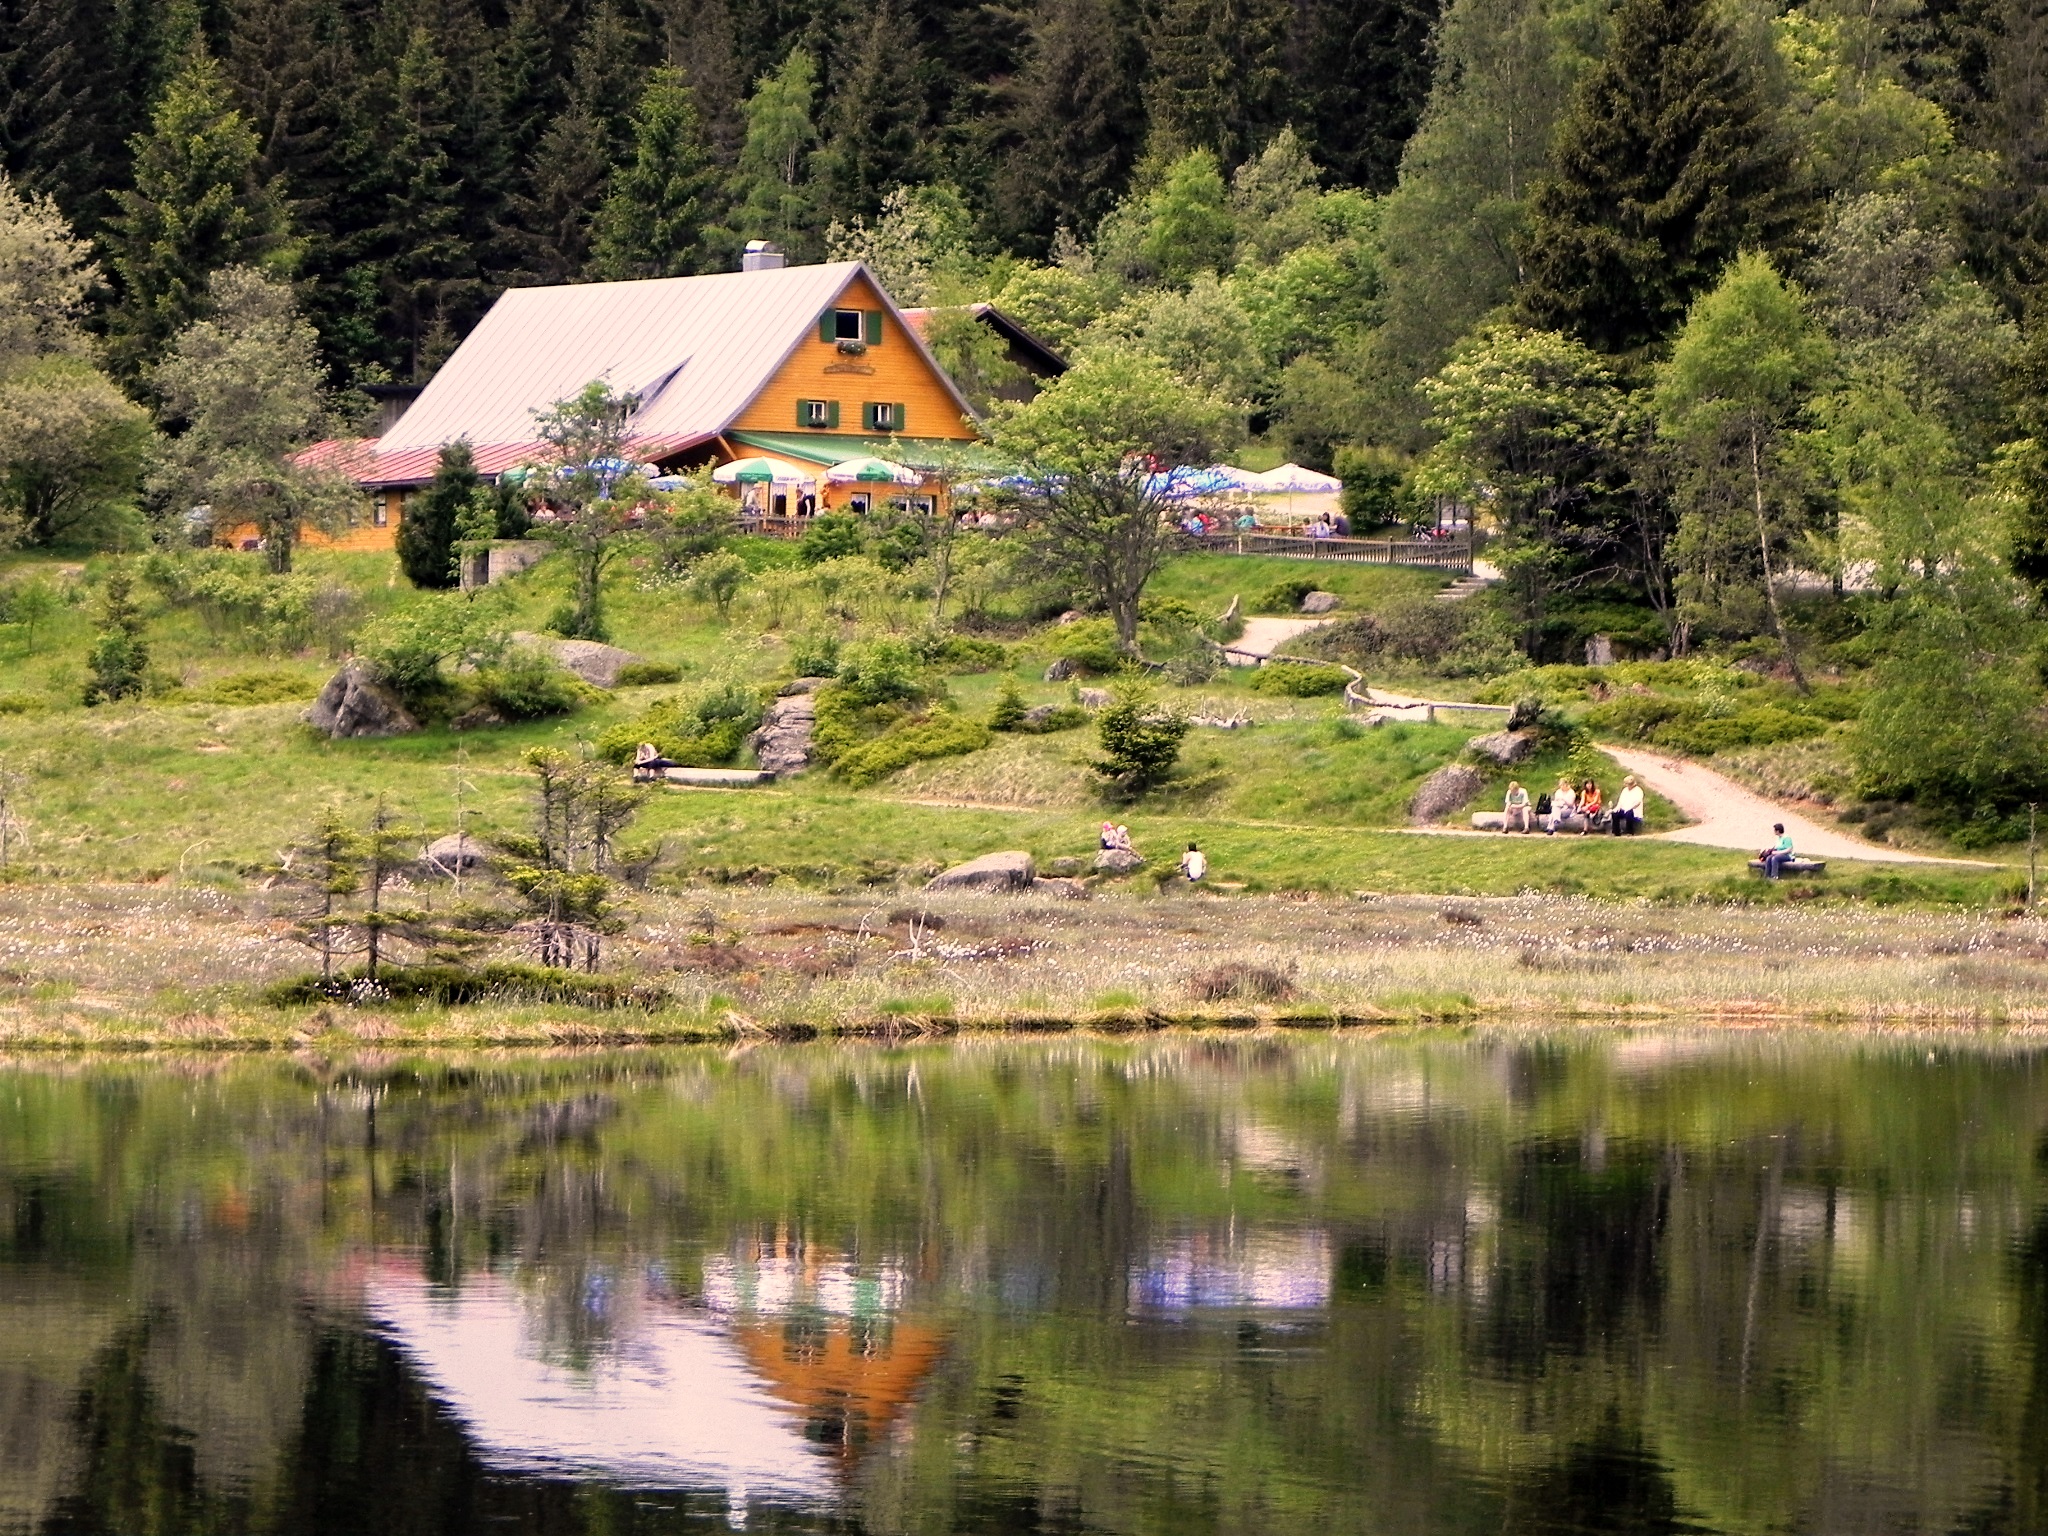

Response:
(305, 252), (992, 546)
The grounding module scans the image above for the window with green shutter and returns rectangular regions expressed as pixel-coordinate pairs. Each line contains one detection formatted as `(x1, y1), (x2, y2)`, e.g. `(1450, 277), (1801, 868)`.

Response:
(799, 399), (837, 428)
(866, 401), (906, 432)
(864, 310), (884, 345)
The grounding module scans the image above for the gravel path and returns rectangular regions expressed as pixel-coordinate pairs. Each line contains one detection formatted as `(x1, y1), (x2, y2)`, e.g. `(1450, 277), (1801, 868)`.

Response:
(1602, 745), (1997, 867)
(1224, 616), (1329, 665)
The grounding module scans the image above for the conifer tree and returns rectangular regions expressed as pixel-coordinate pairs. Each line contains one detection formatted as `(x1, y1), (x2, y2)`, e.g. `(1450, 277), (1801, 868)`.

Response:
(397, 440), (479, 590)
(0, 0), (123, 228)
(515, 2), (649, 283)
(381, 28), (471, 379)
(1142, 0), (1290, 165)
(105, 47), (294, 381)
(730, 48), (821, 255)
(996, 0), (1141, 248)
(656, 0), (746, 165)
(816, 0), (926, 223)
(227, 0), (371, 384)
(1287, 0), (1439, 192)
(1516, 0), (1786, 357)
(590, 67), (718, 278)
(497, 0), (580, 170)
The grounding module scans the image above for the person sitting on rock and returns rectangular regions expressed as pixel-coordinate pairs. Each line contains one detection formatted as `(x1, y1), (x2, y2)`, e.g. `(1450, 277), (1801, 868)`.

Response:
(1503, 780), (1532, 833)
(1611, 776), (1644, 835)
(1761, 824), (1795, 879)
(1544, 777), (1578, 834)
(1578, 779), (1603, 832)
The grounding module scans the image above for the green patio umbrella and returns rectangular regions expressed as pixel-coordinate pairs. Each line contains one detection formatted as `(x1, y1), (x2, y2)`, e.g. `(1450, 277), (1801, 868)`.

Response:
(712, 455), (810, 485)
(824, 456), (921, 486)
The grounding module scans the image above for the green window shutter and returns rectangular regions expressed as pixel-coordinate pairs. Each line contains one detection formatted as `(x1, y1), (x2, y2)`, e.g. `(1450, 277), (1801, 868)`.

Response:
(861, 402), (876, 432)
(895, 402), (907, 434)
(818, 312), (835, 343)
(827, 400), (841, 428)
(864, 310), (883, 345)
(797, 399), (812, 428)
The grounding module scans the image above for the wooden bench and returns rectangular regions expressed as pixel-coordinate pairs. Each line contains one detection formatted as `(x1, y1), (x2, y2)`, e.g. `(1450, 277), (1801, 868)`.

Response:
(1749, 857), (1827, 876)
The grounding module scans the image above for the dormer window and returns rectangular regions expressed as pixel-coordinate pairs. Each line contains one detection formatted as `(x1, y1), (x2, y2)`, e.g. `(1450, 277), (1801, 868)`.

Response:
(832, 309), (864, 341)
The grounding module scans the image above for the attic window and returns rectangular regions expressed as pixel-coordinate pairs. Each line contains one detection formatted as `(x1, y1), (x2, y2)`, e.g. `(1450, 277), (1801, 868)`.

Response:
(833, 309), (864, 341)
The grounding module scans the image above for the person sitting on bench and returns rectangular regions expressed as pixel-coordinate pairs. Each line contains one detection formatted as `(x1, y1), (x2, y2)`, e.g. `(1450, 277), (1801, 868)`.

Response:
(632, 742), (681, 782)
(1610, 776), (1644, 835)
(1760, 824), (1795, 879)
(1502, 781), (1532, 832)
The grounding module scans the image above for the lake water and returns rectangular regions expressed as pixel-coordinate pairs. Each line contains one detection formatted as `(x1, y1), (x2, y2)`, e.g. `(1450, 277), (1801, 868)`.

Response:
(3, 1034), (2045, 1534)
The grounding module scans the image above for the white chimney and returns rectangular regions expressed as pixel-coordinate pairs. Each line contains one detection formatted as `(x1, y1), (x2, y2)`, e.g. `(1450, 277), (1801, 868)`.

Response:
(742, 240), (786, 272)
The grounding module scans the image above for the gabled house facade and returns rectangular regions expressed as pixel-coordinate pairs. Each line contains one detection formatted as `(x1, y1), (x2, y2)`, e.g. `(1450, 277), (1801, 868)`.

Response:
(301, 259), (986, 548)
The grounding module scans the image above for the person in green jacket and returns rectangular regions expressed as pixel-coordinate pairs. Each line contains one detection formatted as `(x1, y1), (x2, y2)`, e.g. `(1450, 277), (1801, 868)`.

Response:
(1760, 824), (1794, 879)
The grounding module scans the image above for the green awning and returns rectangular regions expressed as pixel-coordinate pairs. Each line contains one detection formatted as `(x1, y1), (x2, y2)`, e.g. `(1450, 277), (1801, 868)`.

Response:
(729, 431), (1014, 475)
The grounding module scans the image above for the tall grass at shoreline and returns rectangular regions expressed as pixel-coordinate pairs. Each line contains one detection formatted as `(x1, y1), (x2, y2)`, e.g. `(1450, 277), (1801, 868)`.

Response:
(6, 882), (2048, 1050)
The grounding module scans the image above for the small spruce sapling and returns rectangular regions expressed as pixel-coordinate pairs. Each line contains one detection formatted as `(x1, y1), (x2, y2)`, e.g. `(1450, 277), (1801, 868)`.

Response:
(82, 566), (149, 705)
(282, 811), (363, 982)
(499, 750), (646, 971)
(990, 676), (1027, 730)
(1092, 679), (1189, 798)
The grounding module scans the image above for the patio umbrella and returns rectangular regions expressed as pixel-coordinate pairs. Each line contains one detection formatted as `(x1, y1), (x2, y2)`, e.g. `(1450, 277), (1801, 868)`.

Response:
(712, 455), (810, 485)
(1255, 463), (1343, 494)
(824, 456), (921, 485)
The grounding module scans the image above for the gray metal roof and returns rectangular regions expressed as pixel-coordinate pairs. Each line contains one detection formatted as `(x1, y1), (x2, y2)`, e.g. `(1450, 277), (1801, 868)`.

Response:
(380, 261), (965, 458)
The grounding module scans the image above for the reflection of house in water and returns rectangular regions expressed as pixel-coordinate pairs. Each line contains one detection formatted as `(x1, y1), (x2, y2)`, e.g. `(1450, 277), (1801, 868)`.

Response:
(702, 1238), (949, 1461)
(1128, 1227), (1332, 1312)
(364, 1242), (947, 1509)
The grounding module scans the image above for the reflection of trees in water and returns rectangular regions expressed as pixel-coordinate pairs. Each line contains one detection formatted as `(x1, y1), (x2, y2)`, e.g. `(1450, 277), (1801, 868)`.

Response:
(4, 1040), (2048, 1533)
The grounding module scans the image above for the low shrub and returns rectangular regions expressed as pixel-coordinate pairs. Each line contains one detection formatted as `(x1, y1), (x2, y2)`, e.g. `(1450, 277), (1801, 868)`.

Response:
(1188, 963), (1298, 1003)
(833, 708), (992, 786)
(0, 693), (41, 714)
(1017, 704), (1089, 733)
(596, 680), (764, 767)
(798, 513), (864, 564)
(475, 649), (589, 720)
(615, 660), (684, 687)
(1581, 694), (1831, 754)
(201, 669), (314, 705)
(266, 963), (668, 1009)
(835, 637), (928, 704)
(914, 631), (1007, 673)
(1249, 662), (1351, 696)
(788, 631), (840, 677)
(1044, 617), (1125, 675)
(1254, 576), (1318, 614)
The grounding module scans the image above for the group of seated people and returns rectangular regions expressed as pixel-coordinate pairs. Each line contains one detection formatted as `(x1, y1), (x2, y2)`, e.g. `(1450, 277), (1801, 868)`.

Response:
(1500, 774), (1646, 835)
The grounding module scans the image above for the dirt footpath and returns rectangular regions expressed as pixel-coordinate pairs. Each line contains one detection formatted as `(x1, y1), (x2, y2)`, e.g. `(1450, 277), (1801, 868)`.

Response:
(1603, 745), (1996, 867)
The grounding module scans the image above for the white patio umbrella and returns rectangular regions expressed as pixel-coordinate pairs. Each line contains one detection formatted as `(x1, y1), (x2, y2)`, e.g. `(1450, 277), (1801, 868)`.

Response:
(1255, 463), (1343, 494)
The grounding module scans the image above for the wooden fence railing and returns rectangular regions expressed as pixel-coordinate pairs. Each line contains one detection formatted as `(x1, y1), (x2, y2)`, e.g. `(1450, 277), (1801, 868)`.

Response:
(1184, 531), (1474, 571)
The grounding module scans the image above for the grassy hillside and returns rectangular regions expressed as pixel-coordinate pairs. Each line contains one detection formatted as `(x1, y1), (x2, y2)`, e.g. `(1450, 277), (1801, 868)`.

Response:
(0, 543), (2016, 909)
